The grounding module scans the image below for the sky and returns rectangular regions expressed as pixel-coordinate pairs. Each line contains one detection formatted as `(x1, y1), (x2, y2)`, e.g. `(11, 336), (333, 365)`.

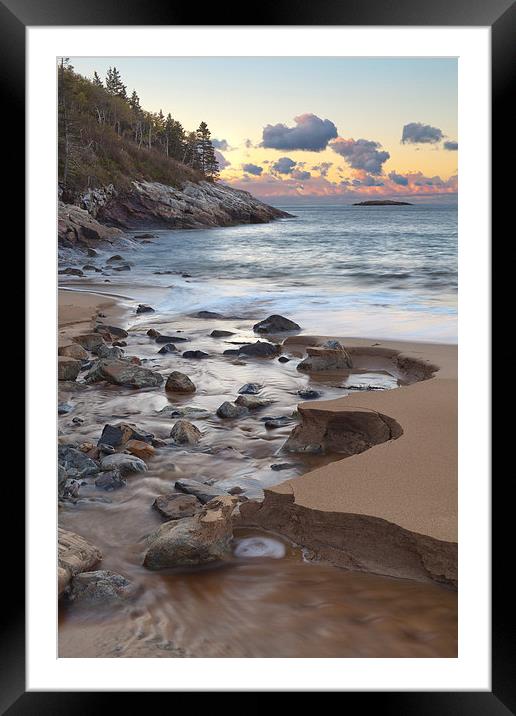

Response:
(70, 57), (458, 203)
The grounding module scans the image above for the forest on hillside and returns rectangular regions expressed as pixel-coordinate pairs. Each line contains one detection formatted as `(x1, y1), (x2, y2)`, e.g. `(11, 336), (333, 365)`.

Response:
(58, 59), (220, 200)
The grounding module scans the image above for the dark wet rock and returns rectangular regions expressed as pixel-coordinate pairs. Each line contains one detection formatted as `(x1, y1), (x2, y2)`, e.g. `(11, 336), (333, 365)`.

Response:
(136, 304), (154, 314)
(59, 267), (84, 277)
(263, 416), (293, 429)
(227, 485), (244, 495)
(113, 264), (131, 272)
(58, 402), (74, 415)
(134, 233), (156, 239)
(85, 359), (163, 388)
(113, 340), (127, 348)
(156, 334), (189, 343)
(158, 343), (177, 354)
(223, 349), (240, 356)
(58, 342), (89, 360)
(95, 324), (129, 339)
(95, 469), (127, 490)
(235, 395), (274, 410)
(216, 401), (249, 419)
(58, 528), (102, 597)
(270, 463), (298, 471)
(153, 492), (202, 521)
(147, 328), (161, 338)
(58, 445), (100, 477)
(182, 350), (209, 359)
(97, 422), (154, 449)
(69, 570), (135, 603)
(143, 495), (238, 569)
(58, 356), (81, 381)
(98, 443), (116, 455)
(82, 264), (101, 272)
(159, 406), (210, 420)
(86, 248), (98, 257)
(72, 333), (106, 351)
(210, 330), (234, 337)
(100, 453), (147, 475)
(253, 315), (300, 333)
(238, 341), (280, 358)
(238, 383), (263, 395)
(62, 478), (81, 498)
(106, 255), (125, 263)
(71, 416), (84, 425)
(297, 345), (353, 372)
(195, 310), (223, 319)
(170, 419), (202, 445)
(278, 356), (290, 363)
(92, 343), (124, 360)
(174, 479), (229, 504)
(297, 389), (322, 400)
(165, 371), (196, 393)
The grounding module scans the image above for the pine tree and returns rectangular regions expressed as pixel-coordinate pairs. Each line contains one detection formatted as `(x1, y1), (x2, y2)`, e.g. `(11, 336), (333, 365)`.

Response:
(105, 66), (127, 99)
(183, 131), (201, 169)
(164, 114), (185, 160)
(92, 71), (103, 87)
(196, 122), (219, 180)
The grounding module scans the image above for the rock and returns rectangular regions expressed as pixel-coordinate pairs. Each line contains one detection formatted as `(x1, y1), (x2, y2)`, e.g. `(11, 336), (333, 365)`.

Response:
(270, 463), (297, 471)
(253, 315), (300, 333)
(113, 264), (131, 272)
(297, 389), (322, 400)
(69, 570), (135, 603)
(210, 330), (234, 337)
(106, 254), (125, 263)
(170, 420), (202, 445)
(216, 401), (249, 419)
(174, 478), (229, 504)
(86, 248), (98, 257)
(125, 439), (156, 459)
(158, 343), (177, 354)
(58, 202), (122, 248)
(58, 528), (102, 597)
(238, 383), (263, 395)
(143, 495), (238, 569)
(195, 310), (223, 319)
(238, 341), (280, 358)
(227, 485), (244, 495)
(100, 453), (148, 475)
(62, 478), (81, 498)
(58, 445), (100, 476)
(82, 264), (100, 272)
(297, 346), (353, 372)
(58, 402), (74, 415)
(323, 339), (344, 349)
(113, 340), (127, 348)
(59, 267), (84, 276)
(147, 328), (161, 338)
(165, 371), (196, 393)
(182, 350), (209, 359)
(58, 343), (89, 360)
(72, 333), (106, 351)
(97, 422), (154, 448)
(159, 405), (210, 420)
(95, 324), (129, 339)
(234, 394), (274, 410)
(223, 349), (240, 356)
(58, 356), (81, 381)
(95, 470), (126, 490)
(134, 233), (156, 239)
(92, 343), (124, 360)
(153, 492), (202, 520)
(136, 304), (154, 314)
(278, 356), (290, 363)
(72, 416), (84, 425)
(156, 334), (189, 343)
(263, 416), (293, 429)
(85, 359), (163, 388)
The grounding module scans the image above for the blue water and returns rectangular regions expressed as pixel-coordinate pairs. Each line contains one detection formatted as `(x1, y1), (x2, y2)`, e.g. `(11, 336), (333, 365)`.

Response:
(111, 203), (458, 343)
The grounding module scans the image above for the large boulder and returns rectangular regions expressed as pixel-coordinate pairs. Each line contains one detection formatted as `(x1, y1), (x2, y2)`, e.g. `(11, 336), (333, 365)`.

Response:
(143, 495), (238, 569)
(85, 359), (163, 388)
(253, 315), (300, 333)
(238, 383), (263, 395)
(69, 570), (135, 603)
(95, 324), (129, 339)
(165, 371), (196, 393)
(235, 394), (273, 410)
(58, 356), (81, 381)
(58, 201), (122, 248)
(58, 444), (99, 477)
(58, 528), (102, 597)
(238, 341), (280, 358)
(174, 478), (229, 504)
(170, 419), (202, 445)
(216, 401), (248, 419)
(153, 492), (202, 520)
(58, 343), (89, 360)
(100, 453), (147, 475)
(125, 439), (155, 459)
(92, 343), (124, 360)
(297, 345), (353, 372)
(72, 333), (106, 351)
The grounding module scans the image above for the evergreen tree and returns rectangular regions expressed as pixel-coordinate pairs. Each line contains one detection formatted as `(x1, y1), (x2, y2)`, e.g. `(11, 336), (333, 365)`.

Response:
(183, 131), (201, 169)
(196, 121), (219, 180)
(164, 114), (185, 160)
(105, 66), (127, 99)
(92, 71), (103, 87)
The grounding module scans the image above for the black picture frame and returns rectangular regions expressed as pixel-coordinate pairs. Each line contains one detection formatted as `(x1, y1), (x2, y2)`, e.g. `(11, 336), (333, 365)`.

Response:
(3, 0), (510, 709)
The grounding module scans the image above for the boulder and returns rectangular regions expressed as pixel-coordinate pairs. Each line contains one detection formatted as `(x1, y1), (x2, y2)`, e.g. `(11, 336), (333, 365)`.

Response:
(216, 401), (248, 419)
(159, 405), (210, 420)
(113, 264), (131, 272)
(297, 346), (353, 372)
(174, 478), (229, 504)
(238, 341), (280, 358)
(253, 315), (300, 333)
(92, 343), (124, 360)
(125, 439), (156, 459)
(59, 267), (84, 277)
(158, 343), (177, 354)
(210, 330), (234, 337)
(147, 328), (161, 338)
(97, 422), (154, 448)
(58, 528), (102, 597)
(278, 356), (290, 363)
(72, 333), (105, 351)
(136, 304), (154, 314)
(169, 419), (202, 445)
(100, 453), (147, 475)
(156, 334), (189, 343)
(263, 416), (293, 429)
(238, 383), (263, 395)
(95, 470), (126, 490)
(106, 254), (125, 263)
(69, 570), (135, 603)
(58, 356), (81, 381)
(165, 371), (196, 393)
(195, 310), (223, 319)
(58, 445), (100, 477)
(58, 343), (89, 360)
(153, 492), (202, 520)
(234, 394), (274, 410)
(182, 350), (209, 359)
(297, 389), (322, 400)
(85, 359), (163, 388)
(95, 324), (129, 339)
(143, 495), (238, 569)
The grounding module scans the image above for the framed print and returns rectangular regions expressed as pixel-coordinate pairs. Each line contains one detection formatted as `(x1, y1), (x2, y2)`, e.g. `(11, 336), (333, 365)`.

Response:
(2, 0), (511, 708)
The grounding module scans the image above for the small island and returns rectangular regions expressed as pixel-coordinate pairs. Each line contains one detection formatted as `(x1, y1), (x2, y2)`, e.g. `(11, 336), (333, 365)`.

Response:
(353, 200), (413, 206)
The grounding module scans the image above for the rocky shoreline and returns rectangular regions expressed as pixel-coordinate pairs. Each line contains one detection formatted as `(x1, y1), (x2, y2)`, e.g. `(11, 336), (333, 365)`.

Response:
(58, 180), (291, 251)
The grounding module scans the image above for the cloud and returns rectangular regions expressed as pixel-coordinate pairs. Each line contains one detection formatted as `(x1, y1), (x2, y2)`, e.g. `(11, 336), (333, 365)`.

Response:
(401, 122), (444, 144)
(271, 157), (297, 174)
(443, 140), (458, 151)
(242, 163), (263, 176)
(262, 113), (338, 151)
(363, 175), (384, 186)
(292, 169), (311, 180)
(330, 138), (390, 175)
(312, 161), (333, 176)
(244, 138), (254, 149)
(212, 139), (229, 151)
(214, 150), (230, 169)
(388, 171), (409, 186)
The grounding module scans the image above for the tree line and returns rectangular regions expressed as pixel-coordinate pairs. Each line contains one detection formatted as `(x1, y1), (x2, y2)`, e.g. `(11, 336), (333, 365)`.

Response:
(58, 59), (219, 190)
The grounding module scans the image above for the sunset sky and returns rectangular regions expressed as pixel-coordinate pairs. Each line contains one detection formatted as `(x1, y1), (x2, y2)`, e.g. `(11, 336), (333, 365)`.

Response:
(70, 57), (458, 203)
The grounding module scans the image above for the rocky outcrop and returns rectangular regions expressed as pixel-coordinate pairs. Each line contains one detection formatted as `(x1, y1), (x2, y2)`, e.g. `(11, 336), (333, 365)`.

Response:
(96, 180), (291, 229)
(297, 345), (353, 372)
(58, 201), (122, 248)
